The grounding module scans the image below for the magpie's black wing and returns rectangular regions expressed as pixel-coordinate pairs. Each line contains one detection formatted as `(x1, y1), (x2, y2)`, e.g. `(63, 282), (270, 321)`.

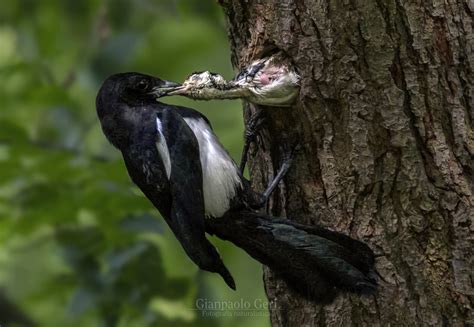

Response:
(156, 108), (235, 289)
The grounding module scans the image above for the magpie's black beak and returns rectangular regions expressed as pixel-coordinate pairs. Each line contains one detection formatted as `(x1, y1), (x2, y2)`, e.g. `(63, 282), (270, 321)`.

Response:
(151, 80), (182, 97)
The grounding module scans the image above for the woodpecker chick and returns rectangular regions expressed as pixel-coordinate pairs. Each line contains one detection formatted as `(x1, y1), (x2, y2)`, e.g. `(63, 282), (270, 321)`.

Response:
(232, 56), (300, 106)
(159, 54), (300, 107)
(166, 71), (235, 99)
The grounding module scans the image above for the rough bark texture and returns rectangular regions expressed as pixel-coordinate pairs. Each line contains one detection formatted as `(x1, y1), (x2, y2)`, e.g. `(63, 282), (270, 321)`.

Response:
(219, 0), (473, 326)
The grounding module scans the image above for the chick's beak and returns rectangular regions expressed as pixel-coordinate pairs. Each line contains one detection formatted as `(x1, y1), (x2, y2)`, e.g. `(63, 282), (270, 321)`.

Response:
(150, 80), (182, 97)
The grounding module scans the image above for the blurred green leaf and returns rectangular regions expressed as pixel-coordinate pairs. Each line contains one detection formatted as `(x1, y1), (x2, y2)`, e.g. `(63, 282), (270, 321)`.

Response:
(119, 214), (165, 234)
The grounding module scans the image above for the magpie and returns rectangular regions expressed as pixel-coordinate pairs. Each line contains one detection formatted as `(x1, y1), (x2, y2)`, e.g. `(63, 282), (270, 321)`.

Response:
(96, 72), (377, 302)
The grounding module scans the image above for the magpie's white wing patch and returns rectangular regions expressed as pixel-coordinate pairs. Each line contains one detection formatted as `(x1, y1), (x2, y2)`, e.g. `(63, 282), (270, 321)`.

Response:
(184, 117), (242, 218)
(156, 117), (171, 178)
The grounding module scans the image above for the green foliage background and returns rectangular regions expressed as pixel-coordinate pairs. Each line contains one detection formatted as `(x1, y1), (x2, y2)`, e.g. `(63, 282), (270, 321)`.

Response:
(0, 1), (269, 326)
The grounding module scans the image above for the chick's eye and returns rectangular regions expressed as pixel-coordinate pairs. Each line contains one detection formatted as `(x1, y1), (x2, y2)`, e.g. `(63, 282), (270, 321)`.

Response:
(137, 79), (149, 90)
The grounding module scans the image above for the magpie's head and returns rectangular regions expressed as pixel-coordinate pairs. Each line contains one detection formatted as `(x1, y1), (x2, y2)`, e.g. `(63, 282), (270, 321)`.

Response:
(96, 72), (180, 148)
(97, 72), (179, 113)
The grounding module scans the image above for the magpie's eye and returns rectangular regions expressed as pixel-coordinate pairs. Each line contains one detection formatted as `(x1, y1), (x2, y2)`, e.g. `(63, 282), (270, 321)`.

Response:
(137, 79), (149, 90)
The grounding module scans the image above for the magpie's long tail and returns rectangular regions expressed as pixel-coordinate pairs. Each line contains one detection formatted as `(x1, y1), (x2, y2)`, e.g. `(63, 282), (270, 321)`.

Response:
(205, 211), (377, 302)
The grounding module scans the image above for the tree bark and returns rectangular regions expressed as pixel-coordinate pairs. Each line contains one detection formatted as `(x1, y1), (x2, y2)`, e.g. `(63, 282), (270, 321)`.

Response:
(219, 0), (473, 326)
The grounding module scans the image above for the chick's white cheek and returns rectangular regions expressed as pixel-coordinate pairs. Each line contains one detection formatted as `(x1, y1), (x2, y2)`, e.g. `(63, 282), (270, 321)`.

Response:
(183, 118), (242, 218)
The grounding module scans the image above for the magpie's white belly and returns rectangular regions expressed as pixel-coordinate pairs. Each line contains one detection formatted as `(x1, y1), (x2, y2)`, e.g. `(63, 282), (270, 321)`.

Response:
(183, 118), (242, 218)
(155, 117), (241, 218)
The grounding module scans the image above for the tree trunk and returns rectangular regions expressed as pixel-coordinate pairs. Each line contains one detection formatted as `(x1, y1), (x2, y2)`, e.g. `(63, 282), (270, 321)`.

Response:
(219, 0), (473, 325)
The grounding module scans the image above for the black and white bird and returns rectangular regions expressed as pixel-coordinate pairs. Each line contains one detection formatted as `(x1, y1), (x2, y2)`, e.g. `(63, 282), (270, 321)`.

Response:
(156, 53), (301, 173)
(96, 72), (377, 302)
(156, 54), (300, 107)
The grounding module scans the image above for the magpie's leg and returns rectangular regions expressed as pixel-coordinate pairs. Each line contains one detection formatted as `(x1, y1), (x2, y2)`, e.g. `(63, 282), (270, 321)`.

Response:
(261, 151), (292, 202)
(240, 110), (265, 174)
(248, 144), (295, 209)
